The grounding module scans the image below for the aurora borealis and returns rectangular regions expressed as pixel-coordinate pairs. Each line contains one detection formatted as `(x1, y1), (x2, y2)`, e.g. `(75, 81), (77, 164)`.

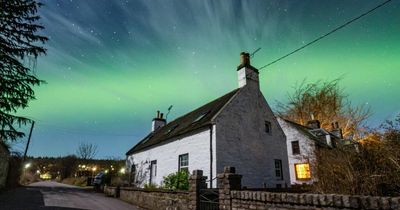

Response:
(14, 0), (400, 158)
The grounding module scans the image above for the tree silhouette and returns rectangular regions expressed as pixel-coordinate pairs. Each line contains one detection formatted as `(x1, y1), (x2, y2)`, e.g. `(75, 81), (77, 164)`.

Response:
(76, 143), (98, 160)
(0, 0), (48, 142)
(277, 78), (371, 140)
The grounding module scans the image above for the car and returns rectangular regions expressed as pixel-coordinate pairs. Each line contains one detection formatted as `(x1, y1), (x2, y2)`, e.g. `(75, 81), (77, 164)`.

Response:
(93, 172), (105, 191)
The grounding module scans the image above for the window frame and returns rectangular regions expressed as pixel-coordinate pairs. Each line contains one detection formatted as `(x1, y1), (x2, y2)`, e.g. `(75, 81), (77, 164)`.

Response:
(149, 160), (157, 184)
(291, 141), (300, 155)
(274, 159), (283, 180)
(294, 163), (311, 180)
(265, 121), (272, 134)
(178, 153), (189, 173)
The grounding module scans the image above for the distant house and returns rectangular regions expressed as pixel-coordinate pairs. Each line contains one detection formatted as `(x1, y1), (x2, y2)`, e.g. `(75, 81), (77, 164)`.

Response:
(277, 118), (350, 185)
(126, 53), (290, 188)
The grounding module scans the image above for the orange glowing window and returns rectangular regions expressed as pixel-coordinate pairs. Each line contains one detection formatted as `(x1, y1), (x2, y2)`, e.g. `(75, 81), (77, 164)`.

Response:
(295, 163), (311, 180)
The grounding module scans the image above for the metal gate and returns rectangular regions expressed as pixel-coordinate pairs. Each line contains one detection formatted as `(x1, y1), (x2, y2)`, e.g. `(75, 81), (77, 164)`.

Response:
(199, 188), (219, 210)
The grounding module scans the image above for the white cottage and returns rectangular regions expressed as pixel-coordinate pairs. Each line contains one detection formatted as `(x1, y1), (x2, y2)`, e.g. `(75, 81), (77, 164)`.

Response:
(277, 118), (345, 185)
(126, 53), (290, 188)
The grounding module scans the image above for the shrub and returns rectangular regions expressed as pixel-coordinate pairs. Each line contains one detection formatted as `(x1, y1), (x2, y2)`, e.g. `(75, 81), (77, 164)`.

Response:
(162, 171), (189, 190)
(314, 140), (400, 196)
(144, 183), (158, 190)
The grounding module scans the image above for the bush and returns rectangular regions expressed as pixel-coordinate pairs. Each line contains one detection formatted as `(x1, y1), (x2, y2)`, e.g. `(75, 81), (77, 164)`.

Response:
(314, 140), (400, 196)
(162, 171), (189, 190)
(144, 183), (158, 190)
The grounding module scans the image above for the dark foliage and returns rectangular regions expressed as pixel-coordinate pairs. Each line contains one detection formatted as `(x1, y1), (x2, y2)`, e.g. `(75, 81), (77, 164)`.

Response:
(0, 0), (48, 141)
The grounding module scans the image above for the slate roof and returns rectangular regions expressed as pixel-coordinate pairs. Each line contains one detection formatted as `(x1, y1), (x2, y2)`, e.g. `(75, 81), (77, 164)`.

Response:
(282, 119), (334, 147)
(126, 89), (240, 155)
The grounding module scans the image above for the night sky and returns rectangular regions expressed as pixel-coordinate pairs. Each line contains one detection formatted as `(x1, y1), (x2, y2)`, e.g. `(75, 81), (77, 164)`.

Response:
(13, 0), (400, 158)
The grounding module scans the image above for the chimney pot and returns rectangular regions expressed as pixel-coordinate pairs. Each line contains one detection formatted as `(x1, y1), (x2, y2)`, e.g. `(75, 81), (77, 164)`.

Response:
(152, 110), (166, 131)
(237, 52), (259, 88)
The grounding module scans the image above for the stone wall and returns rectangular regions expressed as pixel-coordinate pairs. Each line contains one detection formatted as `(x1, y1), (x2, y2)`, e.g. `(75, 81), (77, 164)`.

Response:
(218, 166), (400, 210)
(103, 170), (207, 210)
(0, 141), (10, 189)
(104, 167), (400, 210)
(230, 191), (399, 210)
(120, 188), (189, 210)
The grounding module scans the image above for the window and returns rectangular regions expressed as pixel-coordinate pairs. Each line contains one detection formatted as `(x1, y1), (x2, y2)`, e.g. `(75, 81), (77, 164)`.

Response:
(192, 111), (209, 123)
(295, 163), (311, 180)
(165, 124), (179, 134)
(274, 159), (283, 180)
(178, 153), (189, 173)
(150, 160), (157, 184)
(265, 121), (271, 133)
(291, 141), (300, 155)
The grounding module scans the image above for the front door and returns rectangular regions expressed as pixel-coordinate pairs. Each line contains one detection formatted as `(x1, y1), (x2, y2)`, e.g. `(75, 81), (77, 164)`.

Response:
(149, 160), (157, 185)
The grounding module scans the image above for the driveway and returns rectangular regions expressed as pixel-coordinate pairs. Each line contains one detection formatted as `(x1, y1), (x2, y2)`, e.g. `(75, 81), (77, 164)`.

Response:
(0, 181), (141, 210)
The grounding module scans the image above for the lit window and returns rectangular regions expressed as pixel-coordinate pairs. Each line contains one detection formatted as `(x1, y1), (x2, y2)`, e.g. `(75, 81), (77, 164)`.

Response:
(265, 121), (271, 133)
(295, 163), (311, 180)
(291, 141), (300, 155)
(274, 159), (283, 180)
(178, 153), (189, 173)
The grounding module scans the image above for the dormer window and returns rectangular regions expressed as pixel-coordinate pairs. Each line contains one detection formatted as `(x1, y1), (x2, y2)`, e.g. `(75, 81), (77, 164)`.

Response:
(165, 124), (179, 134)
(192, 111), (209, 124)
(265, 121), (271, 134)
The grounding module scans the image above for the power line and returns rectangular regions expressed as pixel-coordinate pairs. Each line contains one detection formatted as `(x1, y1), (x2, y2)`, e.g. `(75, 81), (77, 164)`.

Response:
(258, 0), (394, 70)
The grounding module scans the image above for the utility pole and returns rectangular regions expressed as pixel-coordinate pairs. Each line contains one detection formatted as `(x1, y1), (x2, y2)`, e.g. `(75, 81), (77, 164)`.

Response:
(23, 121), (35, 161)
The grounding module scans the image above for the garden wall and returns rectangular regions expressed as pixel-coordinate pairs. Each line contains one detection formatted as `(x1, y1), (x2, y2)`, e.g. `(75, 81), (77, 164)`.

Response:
(104, 167), (400, 210)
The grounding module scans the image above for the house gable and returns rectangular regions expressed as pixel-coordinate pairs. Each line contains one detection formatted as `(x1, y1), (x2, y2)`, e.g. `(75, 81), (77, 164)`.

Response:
(213, 83), (290, 188)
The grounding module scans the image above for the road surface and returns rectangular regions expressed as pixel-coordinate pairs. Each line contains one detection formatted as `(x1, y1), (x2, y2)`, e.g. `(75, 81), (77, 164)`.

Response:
(0, 181), (141, 210)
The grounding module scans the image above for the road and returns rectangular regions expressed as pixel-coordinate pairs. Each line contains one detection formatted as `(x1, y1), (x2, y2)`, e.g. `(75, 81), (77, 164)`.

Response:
(0, 181), (141, 210)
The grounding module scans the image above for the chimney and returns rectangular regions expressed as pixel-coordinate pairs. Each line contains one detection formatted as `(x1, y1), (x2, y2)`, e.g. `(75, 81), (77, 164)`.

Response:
(152, 110), (166, 131)
(306, 119), (321, 129)
(237, 52), (259, 88)
(331, 122), (343, 139)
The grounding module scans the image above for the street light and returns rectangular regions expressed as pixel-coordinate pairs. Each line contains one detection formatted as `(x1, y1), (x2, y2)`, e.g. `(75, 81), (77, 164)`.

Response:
(24, 163), (31, 169)
(120, 168), (126, 174)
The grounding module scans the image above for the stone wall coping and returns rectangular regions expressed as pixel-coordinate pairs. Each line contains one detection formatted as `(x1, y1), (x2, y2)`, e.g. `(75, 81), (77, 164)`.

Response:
(230, 190), (399, 209)
(119, 186), (189, 194)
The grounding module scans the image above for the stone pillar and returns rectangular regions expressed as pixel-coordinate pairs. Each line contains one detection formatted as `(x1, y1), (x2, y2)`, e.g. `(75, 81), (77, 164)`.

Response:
(218, 166), (242, 210)
(188, 170), (207, 210)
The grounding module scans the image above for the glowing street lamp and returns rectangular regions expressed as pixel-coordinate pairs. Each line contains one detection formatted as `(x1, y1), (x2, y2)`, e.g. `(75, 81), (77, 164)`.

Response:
(24, 163), (31, 169)
(119, 168), (126, 174)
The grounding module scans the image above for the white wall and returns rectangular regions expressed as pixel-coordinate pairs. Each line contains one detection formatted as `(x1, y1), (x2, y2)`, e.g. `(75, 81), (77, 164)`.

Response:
(277, 118), (316, 185)
(126, 128), (216, 187)
(214, 81), (290, 188)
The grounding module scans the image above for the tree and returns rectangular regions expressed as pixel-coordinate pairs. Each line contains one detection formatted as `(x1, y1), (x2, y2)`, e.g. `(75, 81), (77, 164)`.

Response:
(277, 79), (371, 139)
(0, 0), (48, 142)
(76, 143), (98, 160)
(380, 114), (400, 141)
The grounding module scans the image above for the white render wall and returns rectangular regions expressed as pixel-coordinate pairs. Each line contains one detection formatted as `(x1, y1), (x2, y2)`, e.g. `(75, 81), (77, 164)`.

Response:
(126, 128), (216, 187)
(214, 79), (290, 188)
(277, 118), (316, 185)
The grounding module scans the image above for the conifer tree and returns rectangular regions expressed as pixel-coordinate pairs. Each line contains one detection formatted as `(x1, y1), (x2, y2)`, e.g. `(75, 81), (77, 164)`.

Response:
(0, 0), (48, 142)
